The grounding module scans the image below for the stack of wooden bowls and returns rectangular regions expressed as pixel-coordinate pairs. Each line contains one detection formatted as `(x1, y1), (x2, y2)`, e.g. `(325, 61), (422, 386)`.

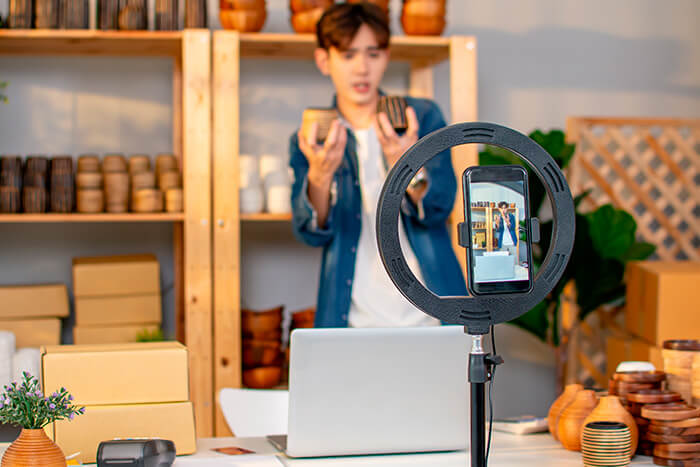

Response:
(663, 340), (700, 405)
(0, 156), (22, 213)
(242, 306), (283, 389)
(76, 155), (103, 213)
(50, 156), (74, 213)
(289, 0), (333, 34)
(155, 0), (178, 30)
(581, 421), (632, 467)
(220, 0), (267, 32)
(401, 0), (446, 36)
(291, 307), (315, 331)
(103, 154), (129, 213)
(155, 154), (183, 213)
(23, 156), (49, 213)
(693, 354), (700, 407)
(641, 402), (700, 465)
(129, 154), (160, 213)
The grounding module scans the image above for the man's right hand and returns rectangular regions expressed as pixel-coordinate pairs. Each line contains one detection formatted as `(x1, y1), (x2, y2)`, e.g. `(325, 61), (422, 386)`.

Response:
(297, 119), (347, 188)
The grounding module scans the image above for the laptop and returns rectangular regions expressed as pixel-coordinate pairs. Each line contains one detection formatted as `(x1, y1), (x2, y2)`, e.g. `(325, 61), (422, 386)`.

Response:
(268, 325), (470, 458)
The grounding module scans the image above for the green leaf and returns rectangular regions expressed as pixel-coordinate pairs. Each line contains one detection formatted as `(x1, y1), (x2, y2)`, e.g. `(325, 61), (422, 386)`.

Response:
(586, 204), (637, 260)
(621, 241), (656, 262)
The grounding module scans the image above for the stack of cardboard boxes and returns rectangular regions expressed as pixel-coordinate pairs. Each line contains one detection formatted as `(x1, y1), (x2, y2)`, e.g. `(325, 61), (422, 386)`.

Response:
(0, 284), (68, 347)
(72, 254), (161, 344)
(607, 261), (700, 378)
(41, 342), (196, 464)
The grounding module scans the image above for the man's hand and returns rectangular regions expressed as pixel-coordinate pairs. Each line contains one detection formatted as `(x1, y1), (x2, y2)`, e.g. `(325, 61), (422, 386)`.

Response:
(373, 106), (419, 168)
(298, 119), (347, 189)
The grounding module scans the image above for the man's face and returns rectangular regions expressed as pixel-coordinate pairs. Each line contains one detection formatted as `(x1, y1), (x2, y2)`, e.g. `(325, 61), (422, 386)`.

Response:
(316, 24), (389, 106)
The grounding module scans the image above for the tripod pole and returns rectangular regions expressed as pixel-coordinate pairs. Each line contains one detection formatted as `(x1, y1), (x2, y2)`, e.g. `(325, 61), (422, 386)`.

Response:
(468, 334), (487, 467)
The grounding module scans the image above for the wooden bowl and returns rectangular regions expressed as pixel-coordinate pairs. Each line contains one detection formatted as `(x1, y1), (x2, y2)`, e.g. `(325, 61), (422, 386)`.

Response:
(289, 0), (333, 14)
(291, 308), (315, 329)
(76, 172), (103, 189)
(243, 340), (281, 368)
(243, 366), (282, 389)
(402, 0), (445, 16)
(132, 189), (163, 213)
(155, 154), (178, 176)
(103, 154), (127, 173)
(290, 7), (324, 34)
(165, 188), (183, 212)
(129, 154), (151, 174)
(158, 170), (182, 190)
(301, 107), (338, 144)
(77, 189), (104, 213)
(104, 172), (129, 192)
(401, 13), (445, 36)
(220, 8), (267, 32)
(242, 306), (283, 333)
(220, 0), (265, 10)
(132, 171), (156, 190)
(77, 155), (100, 173)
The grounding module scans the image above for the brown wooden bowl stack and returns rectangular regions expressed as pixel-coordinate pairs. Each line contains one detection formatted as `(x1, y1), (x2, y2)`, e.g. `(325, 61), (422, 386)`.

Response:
(23, 155), (49, 213)
(0, 156), (22, 213)
(165, 188), (183, 213)
(220, 0), (266, 32)
(401, 0), (446, 36)
(289, 0), (333, 34)
(49, 156), (74, 213)
(103, 165), (129, 213)
(241, 306), (283, 388)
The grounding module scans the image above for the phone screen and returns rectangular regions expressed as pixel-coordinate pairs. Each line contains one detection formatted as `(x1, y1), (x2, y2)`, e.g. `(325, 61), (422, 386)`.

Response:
(463, 165), (533, 295)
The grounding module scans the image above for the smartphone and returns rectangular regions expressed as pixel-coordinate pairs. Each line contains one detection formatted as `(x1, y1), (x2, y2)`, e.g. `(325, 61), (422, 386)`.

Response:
(462, 165), (533, 295)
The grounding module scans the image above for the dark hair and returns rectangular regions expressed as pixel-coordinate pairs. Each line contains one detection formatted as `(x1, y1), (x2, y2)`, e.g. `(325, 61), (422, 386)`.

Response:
(498, 201), (508, 209)
(316, 2), (390, 51)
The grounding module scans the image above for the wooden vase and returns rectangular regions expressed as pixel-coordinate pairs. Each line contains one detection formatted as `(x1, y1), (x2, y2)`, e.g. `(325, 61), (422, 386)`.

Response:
(557, 389), (598, 451)
(582, 395), (638, 454)
(1, 428), (66, 467)
(547, 383), (583, 440)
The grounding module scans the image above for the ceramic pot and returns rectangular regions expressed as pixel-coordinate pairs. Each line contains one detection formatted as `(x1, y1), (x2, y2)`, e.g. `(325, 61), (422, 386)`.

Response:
(547, 383), (583, 440)
(1, 428), (66, 467)
(557, 390), (598, 451)
(582, 395), (638, 454)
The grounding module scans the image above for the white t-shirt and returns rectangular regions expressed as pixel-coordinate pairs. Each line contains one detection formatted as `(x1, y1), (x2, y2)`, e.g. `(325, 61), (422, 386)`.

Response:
(348, 127), (440, 328)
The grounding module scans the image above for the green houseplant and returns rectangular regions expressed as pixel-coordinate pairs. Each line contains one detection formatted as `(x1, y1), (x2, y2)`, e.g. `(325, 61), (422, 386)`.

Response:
(480, 129), (656, 384)
(0, 372), (85, 467)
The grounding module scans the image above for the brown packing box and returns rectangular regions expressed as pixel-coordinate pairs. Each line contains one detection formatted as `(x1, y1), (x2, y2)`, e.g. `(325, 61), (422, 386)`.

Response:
(0, 319), (61, 347)
(41, 342), (189, 405)
(73, 254), (160, 297)
(73, 324), (160, 344)
(606, 335), (663, 380)
(0, 284), (69, 319)
(51, 402), (196, 464)
(625, 261), (700, 345)
(74, 294), (161, 326)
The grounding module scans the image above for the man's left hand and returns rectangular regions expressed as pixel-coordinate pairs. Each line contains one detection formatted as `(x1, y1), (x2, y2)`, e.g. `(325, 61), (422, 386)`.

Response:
(374, 106), (419, 167)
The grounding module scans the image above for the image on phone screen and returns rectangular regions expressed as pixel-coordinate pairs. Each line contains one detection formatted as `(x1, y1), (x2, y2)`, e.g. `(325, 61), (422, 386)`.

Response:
(464, 166), (533, 295)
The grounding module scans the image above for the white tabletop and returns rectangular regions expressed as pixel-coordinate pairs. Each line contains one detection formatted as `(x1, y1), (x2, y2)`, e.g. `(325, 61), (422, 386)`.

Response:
(173, 433), (659, 467)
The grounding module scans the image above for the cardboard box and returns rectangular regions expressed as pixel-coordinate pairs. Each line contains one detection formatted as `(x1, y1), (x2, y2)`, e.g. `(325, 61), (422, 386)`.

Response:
(625, 261), (700, 345)
(0, 318), (61, 347)
(0, 284), (69, 319)
(42, 342), (189, 405)
(73, 324), (160, 344)
(52, 402), (196, 464)
(73, 254), (160, 297)
(74, 294), (161, 326)
(606, 335), (663, 380)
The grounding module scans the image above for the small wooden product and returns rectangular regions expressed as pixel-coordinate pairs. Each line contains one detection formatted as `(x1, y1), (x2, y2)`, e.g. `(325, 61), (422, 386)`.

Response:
(301, 108), (339, 144)
(132, 189), (163, 213)
(155, 154), (177, 176)
(76, 172), (103, 189)
(548, 383), (583, 440)
(128, 155), (151, 174)
(0, 187), (21, 213)
(165, 188), (183, 213)
(290, 7), (325, 34)
(158, 170), (181, 191)
(77, 155), (100, 172)
(377, 96), (408, 132)
(102, 154), (127, 173)
(557, 389), (598, 451)
(22, 187), (47, 213)
(401, 0), (446, 36)
(77, 189), (104, 213)
(131, 171), (156, 190)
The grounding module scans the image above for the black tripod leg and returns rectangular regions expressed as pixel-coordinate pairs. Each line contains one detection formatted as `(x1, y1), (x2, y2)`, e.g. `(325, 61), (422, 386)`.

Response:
(470, 381), (485, 467)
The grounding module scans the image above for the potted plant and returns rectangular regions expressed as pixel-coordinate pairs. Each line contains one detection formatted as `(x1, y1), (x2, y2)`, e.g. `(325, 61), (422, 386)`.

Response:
(0, 372), (85, 467)
(480, 129), (656, 390)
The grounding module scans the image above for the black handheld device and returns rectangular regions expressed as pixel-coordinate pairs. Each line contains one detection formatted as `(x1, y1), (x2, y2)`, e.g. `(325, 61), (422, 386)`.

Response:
(96, 439), (176, 467)
(462, 165), (533, 295)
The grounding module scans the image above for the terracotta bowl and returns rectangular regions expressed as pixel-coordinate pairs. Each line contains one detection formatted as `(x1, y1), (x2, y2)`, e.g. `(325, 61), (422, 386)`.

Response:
(243, 340), (282, 367)
(243, 366), (282, 389)
(220, 8), (267, 32)
(401, 13), (445, 36)
(289, 0), (333, 14)
(220, 0), (265, 9)
(242, 306), (283, 333)
(292, 308), (315, 329)
(402, 0), (445, 16)
(290, 7), (324, 33)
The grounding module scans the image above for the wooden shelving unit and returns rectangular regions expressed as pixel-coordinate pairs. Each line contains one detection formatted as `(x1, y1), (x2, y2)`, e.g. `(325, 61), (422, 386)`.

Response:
(0, 30), (214, 437)
(240, 213), (293, 222)
(212, 32), (478, 436)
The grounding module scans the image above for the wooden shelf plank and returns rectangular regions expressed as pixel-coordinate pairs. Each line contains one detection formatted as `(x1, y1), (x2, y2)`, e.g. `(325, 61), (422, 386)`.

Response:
(0, 30), (183, 56)
(238, 33), (452, 64)
(240, 213), (292, 221)
(0, 213), (184, 222)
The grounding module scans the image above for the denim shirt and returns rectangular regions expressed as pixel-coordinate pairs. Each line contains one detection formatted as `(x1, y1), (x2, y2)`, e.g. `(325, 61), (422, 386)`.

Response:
(289, 95), (468, 327)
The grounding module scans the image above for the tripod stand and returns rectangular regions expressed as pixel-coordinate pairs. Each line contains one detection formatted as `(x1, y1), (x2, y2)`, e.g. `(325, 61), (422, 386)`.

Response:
(467, 333), (503, 467)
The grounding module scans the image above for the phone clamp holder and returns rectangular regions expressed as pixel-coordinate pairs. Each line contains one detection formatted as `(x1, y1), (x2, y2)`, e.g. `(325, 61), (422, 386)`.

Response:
(376, 122), (575, 467)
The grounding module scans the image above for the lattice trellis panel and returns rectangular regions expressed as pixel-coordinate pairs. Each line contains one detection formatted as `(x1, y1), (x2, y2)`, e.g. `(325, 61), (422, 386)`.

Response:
(566, 117), (700, 261)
